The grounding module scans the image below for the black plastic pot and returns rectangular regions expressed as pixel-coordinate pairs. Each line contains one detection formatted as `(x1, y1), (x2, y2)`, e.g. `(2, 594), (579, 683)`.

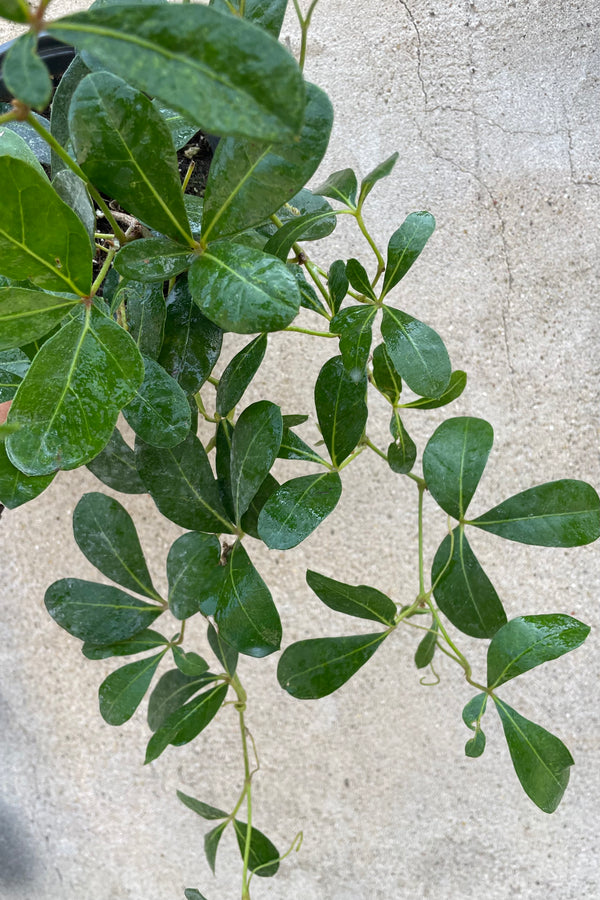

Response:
(0, 34), (76, 104)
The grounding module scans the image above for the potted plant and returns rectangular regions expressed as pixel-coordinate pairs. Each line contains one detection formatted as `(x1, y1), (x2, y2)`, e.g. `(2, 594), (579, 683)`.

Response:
(0, 1), (597, 897)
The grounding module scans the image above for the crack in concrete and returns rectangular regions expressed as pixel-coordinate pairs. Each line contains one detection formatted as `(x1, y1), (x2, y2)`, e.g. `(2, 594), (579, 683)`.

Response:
(398, 0), (429, 107)
(563, 101), (600, 188)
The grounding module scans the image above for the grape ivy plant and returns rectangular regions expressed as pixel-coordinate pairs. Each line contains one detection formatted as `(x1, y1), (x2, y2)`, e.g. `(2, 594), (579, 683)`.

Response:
(0, 1), (597, 897)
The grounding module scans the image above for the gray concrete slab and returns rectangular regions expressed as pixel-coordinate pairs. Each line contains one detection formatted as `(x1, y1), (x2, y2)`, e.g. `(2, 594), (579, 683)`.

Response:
(1, 1), (599, 898)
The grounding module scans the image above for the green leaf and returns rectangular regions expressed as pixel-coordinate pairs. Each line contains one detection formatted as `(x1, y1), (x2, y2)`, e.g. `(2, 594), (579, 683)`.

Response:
(2, 33), (52, 111)
(313, 168), (358, 207)
(216, 334), (267, 416)
(0, 349), (29, 403)
(153, 101), (200, 151)
(99, 651), (165, 726)
(487, 614), (590, 689)
(7, 307), (144, 475)
(215, 419), (235, 523)
(52, 170), (96, 251)
(0, 0), (29, 23)
(259, 189), (334, 237)
(86, 427), (146, 494)
(207, 623), (238, 676)
(400, 370), (467, 409)
(380, 212), (436, 299)
(345, 258), (376, 300)
(327, 260), (348, 314)
(314, 355), (367, 467)
(48, 4), (305, 140)
(493, 697), (574, 813)
(145, 683), (228, 763)
(371, 343), (402, 404)
(414, 620), (438, 670)
(469, 479), (600, 547)
(123, 355), (191, 448)
(158, 276), (222, 395)
(167, 532), (224, 619)
(204, 822), (227, 874)
(278, 428), (326, 465)
(278, 632), (388, 699)
(431, 527), (507, 639)
(69, 71), (193, 245)
(147, 668), (217, 732)
(184, 890), (209, 900)
(387, 412), (416, 475)
(118, 281), (166, 360)
(257, 472), (342, 550)
(0, 156), (92, 295)
(306, 570), (396, 626)
(210, 0), (288, 36)
(0, 107), (51, 167)
(263, 209), (337, 261)
(358, 152), (399, 204)
(172, 647), (210, 677)
(240, 473), (280, 539)
(136, 433), (235, 534)
(49, 53), (91, 176)
(44, 578), (162, 643)
(0, 287), (79, 352)
(0, 441), (55, 509)
(230, 400), (282, 522)
(177, 790), (227, 821)
(114, 239), (197, 284)
(462, 693), (487, 758)
(202, 83), (333, 242)
(288, 265), (329, 318)
(330, 306), (377, 382)
(215, 542), (281, 658)
(233, 821), (280, 878)
(189, 242), (301, 334)
(381, 305), (451, 399)
(82, 628), (168, 659)
(423, 417), (494, 519)
(73, 492), (159, 600)
(0, 127), (48, 178)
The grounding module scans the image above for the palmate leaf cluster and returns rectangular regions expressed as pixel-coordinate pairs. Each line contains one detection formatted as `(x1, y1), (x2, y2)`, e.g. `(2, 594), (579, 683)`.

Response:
(0, 0), (598, 894)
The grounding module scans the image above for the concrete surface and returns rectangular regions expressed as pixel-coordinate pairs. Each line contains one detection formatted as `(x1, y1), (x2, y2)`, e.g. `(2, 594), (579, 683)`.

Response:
(1, 1), (599, 898)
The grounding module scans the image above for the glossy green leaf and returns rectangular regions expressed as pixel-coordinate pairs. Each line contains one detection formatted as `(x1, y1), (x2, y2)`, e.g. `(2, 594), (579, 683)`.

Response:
(73, 492), (159, 600)
(330, 306), (377, 382)
(487, 614), (590, 689)
(207, 623), (238, 676)
(147, 668), (217, 732)
(7, 307), (143, 475)
(114, 239), (197, 284)
(52, 170), (96, 250)
(380, 212), (436, 299)
(278, 428), (326, 465)
(328, 260), (348, 314)
(0, 0), (29, 23)
(184, 890), (209, 900)
(86, 427), (146, 494)
(49, 54), (91, 176)
(158, 276), (222, 395)
(0, 287), (79, 352)
(177, 790), (227, 821)
(414, 620), (438, 670)
(202, 83), (332, 242)
(118, 281), (166, 360)
(313, 168), (358, 207)
(44, 578), (162, 643)
(215, 542), (281, 657)
(423, 417), (494, 519)
(493, 698), (573, 813)
(315, 355), (367, 467)
(99, 651), (165, 726)
(48, 4), (305, 140)
(0, 106), (50, 167)
(145, 683), (228, 763)
(69, 71), (193, 245)
(189, 242), (301, 334)
(345, 258), (376, 301)
(259, 189), (334, 237)
(216, 334), (267, 416)
(0, 127), (47, 178)
(153, 101), (199, 151)
(204, 822), (227, 874)
(0, 156), (92, 295)
(400, 370), (467, 409)
(136, 433), (235, 533)
(240, 473), (280, 539)
(123, 355), (191, 448)
(431, 527), (507, 639)
(82, 628), (168, 660)
(167, 532), (224, 620)
(462, 693), (487, 758)
(233, 821), (279, 878)
(381, 305), (451, 399)
(263, 209), (337, 261)
(172, 648), (210, 677)
(469, 480), (600, 547)
(258, 472), (342, 550)
(215, 419), (235, 523)
(2, 33), (52, 111)
(0, 441), (55, 509)
(306, 570), (396, 626)
(371, 343), (401, 404)
(230, 400), (282, 522)
(210, 0), (288, 36)
(288, 265), (329, 318)
(0, 349), (29, 403)
(278, 632), (388, 699)
(358, 152), (399, 203)
(387, 411), (416, 475)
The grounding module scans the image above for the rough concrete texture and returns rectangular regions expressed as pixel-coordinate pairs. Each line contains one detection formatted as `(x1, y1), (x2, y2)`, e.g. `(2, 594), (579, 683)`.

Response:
(1, 1), (599, 898)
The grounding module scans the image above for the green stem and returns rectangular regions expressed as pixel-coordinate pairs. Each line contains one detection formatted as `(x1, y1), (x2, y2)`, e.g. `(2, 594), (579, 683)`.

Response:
(283, 325), (336, 338)
(364, 436), (388, 463)
(353, 208), (385, 283)
(0, 110), (17, 124)
(90, 247), (116, 297)
(25, 113), (129, 245)
(417, 482), (426, 597)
